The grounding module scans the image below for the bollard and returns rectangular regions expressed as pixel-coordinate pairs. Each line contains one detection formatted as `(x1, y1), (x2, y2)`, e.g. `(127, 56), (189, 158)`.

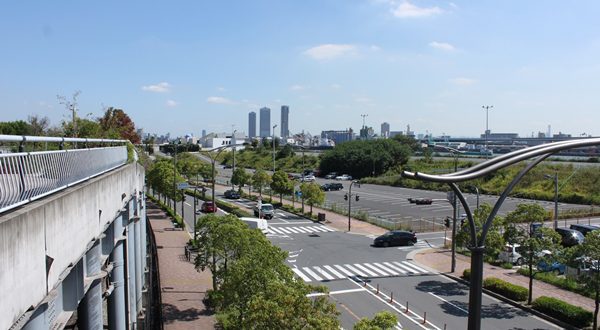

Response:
(444, 324), (447, 330)
(405, 302), (409, 313)
(364, 280), (367, 287)
(390, 292), (394, 303)
(376, 283), (379, 294)
(422, 312), (427, 324)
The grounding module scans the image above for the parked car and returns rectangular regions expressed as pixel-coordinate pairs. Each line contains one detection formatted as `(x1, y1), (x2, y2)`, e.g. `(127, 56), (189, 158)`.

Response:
(300, 175), (316, 182)
(325, 172), (338, 179)
(321, 183), (344, 191)
(253, 203), (275, 219)
(373, 230), (417, 247)
(555, 228), (585, 247)
(569, 224), (600, 237)
(200, 201), (217, 213)
(414, 198), (433, 205)
(498, 244), (525, 265)
(224, 189), (240, 199)
(335, 174), (352, 181)
(538, 259), (566, 275)
(222, 164), (233, 169)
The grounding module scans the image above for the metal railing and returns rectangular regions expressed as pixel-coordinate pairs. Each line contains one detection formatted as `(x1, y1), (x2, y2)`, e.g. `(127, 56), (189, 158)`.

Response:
(0, 135), (128, 213)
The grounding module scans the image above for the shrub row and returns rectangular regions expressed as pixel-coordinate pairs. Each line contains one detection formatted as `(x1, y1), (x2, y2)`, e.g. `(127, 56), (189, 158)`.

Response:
(462, 268), (471, 281)
(516, 268), (591, 299)
(147, 194), (185, 228)
(532, 296), (593, 328)
(482, 277), (528, 302)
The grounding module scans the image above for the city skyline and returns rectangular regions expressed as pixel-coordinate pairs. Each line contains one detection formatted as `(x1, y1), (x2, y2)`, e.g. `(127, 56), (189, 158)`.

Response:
(1, 1), (600, 138)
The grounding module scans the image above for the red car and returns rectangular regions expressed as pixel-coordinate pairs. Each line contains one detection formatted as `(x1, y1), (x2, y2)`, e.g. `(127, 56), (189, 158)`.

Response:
(199, 201), (217, 213)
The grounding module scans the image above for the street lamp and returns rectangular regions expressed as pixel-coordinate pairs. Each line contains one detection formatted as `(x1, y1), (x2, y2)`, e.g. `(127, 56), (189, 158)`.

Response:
(200, 143), (248, 207)
(231, 128), (237, 189)
(271, 124), (277, 200)
(172, 139), (179, 217)
(346, 180), (360, 232)
(482, 105), (493, 157)
(544, 173), (559, 229)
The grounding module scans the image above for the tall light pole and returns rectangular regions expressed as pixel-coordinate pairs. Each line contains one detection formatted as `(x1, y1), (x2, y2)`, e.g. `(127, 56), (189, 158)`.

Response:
(172, 139), (178, 217)
(347, 180), (360, 232)
(271, 124), (277, 201)
(231, 128), (237, 189)
(201, 143), (247, 207)
(544, 173), (559, 229)
(482, 105), (493, 157)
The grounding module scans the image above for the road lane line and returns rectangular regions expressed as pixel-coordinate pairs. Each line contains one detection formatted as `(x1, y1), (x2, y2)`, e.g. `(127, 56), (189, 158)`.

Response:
(292, 268), (311, 282)
(294, 227), (309, 233)
(277, 227), (292, 234)
(311, 226), (329, 232)
(372, 262), (400, 276)
(428, 292), (468, 314)
(333, 264), (356, 277)
(306, 288), (367, 297)
(392, 262), (418, 274)
(402, 261), (429, 273)
(353, 264), (379, 277)
(314, 266), (335, 280)
(323, 265), (345, 279)
(269, 227), (285, 234)
(285, 227), (300, 233)
(382, 262), (407, 274)
(343, 264), (368, 277)
(363, 263), (392, 276)
(303, 267), (323, 281)
(323, 226), (336, 231)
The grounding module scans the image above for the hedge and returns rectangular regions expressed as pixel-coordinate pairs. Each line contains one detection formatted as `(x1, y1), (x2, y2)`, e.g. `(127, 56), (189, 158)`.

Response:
(532, 296), (593, 328)
(482, 277), (528, 302)
(462, 269), (471, 281)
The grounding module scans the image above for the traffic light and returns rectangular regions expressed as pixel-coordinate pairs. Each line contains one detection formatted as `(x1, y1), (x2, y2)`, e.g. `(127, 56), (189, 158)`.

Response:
(444, 217), (450, 228)
(344, 194), (348, 201)
(355, 195), (359, 202)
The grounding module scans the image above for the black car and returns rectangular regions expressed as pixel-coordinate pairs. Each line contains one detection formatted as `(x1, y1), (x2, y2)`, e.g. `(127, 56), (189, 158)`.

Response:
(373, 230), (417, 247)
(321, 183), (344, 191)
(224, 189), (240, 199)
(570, 224), (600, 237)
(555, 228), (585, 247)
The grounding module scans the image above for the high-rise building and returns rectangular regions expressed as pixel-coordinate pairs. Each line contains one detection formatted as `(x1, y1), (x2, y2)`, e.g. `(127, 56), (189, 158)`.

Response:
(280, 105), (289, 138)
(202, 129), (206, 138)
(381, 122), (390, 138)
(248, 112), (256, 138)
(259, 107), (271, 137)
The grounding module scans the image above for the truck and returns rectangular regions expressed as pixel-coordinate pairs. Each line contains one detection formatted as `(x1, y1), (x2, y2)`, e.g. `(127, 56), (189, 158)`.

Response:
(239, 217), (269, 234)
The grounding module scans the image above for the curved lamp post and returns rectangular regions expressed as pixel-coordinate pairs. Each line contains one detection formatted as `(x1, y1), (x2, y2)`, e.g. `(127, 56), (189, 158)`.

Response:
(402, 137), (600, 330)
(200, 143), (249, 207)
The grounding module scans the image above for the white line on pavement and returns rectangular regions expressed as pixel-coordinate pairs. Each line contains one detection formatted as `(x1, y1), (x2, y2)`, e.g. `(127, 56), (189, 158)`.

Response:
(428, 292), (468, 314)
(306, 288), (367, 297)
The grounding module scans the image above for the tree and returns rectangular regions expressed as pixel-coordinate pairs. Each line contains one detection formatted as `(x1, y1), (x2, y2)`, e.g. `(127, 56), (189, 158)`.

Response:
(27, 115), (50, 136)
(99, 107), (141, 143)
(504, 203), (561, 304)
(252, 169), (271, 198)
(270, 170), (294, 204)
(0, 120), (31, 135)
(62, 118), (102, 139)
(354, 310), (398, 330)
(392, 134), (421, 152)
(276, 144), (293, 159)
(176, 153), (210, 182)
(574, 231), (600, 329)
(455, 203), (505, 260)
(300, 182), (325, 215)
(231, 168), (251, 193)
(146, 158), (184, 204)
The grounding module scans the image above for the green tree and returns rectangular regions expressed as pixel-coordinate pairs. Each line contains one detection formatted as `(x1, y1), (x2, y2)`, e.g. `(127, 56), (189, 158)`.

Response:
(574, 231), (600, 329)
(252, 169), (271, 198)
(300, 182), (325, 215)
(354, 310), (398, 330)
(146, 158), (184, 204)
(176, 153), (210, 182)
(27, 115), (50, 136)
(392, 134), (421, 151)
(0, 120), (31, 135)
(231, 168), (251, 193)
(62, 118), (102, 138)
(270, 170), (294, 204)
(455, 203), (505, 260)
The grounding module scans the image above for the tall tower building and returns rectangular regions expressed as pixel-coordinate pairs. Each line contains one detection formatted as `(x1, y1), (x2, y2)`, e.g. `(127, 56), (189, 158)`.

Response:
(248, 112), (256, 138)
(259, 107), (271, 137)
(280, 105), (289, 138)
(381, 122), (390, 138)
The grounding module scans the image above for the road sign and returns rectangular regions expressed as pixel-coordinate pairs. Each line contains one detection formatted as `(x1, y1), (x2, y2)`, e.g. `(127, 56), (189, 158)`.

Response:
(177, 182), (190, 190)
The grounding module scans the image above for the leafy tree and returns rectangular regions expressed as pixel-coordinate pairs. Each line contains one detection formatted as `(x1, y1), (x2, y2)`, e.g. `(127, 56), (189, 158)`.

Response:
(276, 144), (294, 159)
(0, 120), (31, 135)
(99, 107), (141, 143)
(392, 134), (421, 152)
(146, 158), (184, 204)
(176, 153), (210, 182)
(354, 310), (398, 330)
(252, 169), (271, 197)
(231, 168), (251, 193)
(455, 203), (505, 260)
(62, 118), (102, 138)
(574, 231), (600, 329)
(270, 170), (294, 204)
(300, 182), (325, 215)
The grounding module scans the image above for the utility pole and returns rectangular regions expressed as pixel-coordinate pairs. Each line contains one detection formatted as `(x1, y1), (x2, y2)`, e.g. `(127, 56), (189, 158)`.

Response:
(482, 105), (493, 158)
(57, 90), (81, 138)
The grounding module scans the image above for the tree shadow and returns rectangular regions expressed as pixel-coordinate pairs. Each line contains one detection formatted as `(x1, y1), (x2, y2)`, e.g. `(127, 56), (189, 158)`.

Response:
(162, 302), (213, 323)
(437, 300), (529, 319)
(415, 280), (468, 296)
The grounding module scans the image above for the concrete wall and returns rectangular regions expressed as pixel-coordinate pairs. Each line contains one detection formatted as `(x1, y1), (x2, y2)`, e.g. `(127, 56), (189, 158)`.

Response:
(0, 163), (144, 330)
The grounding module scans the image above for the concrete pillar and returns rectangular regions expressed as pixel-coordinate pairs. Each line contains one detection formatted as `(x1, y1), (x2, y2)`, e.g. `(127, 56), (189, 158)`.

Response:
(126, 200), (138, 329)
(22, 303), (49, 330)
(78, 240), (103, 330)
(108, 210), (128, 330)
(134, 215), (142, 313)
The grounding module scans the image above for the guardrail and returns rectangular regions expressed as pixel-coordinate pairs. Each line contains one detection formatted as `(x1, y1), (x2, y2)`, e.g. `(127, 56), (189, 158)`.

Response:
(0, 134), (128, 213)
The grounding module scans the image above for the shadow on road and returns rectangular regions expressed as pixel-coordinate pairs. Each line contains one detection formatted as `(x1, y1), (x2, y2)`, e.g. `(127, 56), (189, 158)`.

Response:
(438, 300), (529, 319)
(162, 302), (213, 323)
(415, 280), (467, 296)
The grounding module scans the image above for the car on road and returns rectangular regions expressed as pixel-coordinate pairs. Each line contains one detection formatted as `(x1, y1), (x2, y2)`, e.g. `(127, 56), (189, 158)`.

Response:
(199, 201), (217, 213)
(224, 189), (240, 199)
(569, 224), (600, 237)
(300, 175), (316, 182)
(253, 203), (275, 219)
(335, 174), (352, 181)
(414, 198), (433, 205)
(373, 230), (417, 247)
(222, 164), (233, 169)
(324, 172), (338, 179)
(321, 183), (343, 191)
(555, 228), (585, 247)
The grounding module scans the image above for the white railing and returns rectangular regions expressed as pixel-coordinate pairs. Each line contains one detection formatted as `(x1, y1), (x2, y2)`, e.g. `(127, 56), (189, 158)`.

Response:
(0, 135), (128, 213)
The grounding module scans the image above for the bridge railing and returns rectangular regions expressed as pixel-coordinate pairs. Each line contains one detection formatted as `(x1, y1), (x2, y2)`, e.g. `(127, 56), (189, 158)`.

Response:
(0, 134), (129, 213)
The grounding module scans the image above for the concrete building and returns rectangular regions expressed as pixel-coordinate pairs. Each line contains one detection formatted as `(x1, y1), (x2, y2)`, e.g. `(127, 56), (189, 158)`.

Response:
(248, 112), (256, 138)
(281, 105), (289, 138)
(321, 129), (354, 145)
(259, 107), (271, 137)
(381, 122), (390, 138)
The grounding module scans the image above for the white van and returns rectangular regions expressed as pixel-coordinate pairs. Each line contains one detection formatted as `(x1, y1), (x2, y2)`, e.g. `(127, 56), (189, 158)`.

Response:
(239, 217), (269, 234)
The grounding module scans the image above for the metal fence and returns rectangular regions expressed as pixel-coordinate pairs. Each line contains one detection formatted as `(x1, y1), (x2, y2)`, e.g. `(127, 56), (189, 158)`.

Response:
(0, 135), (128, 213)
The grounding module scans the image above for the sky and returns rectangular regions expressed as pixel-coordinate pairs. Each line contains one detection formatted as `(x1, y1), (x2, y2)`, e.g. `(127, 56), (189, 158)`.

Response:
(1, 1), (600, 139)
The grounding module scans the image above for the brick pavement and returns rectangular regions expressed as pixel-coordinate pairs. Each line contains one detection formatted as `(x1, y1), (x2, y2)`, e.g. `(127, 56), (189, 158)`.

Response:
(147, 201), (215, 330)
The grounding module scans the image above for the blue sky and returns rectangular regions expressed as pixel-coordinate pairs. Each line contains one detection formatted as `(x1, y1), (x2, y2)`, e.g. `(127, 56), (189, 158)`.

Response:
(1, 1), (599, 138)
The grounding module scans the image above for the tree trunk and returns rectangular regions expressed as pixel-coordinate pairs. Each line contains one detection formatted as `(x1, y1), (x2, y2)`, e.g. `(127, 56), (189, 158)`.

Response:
(595, 278), (599, 330)
(528, 254), (534, 305)
(212, 252), (217, 290)
(280, 193), (283, 204)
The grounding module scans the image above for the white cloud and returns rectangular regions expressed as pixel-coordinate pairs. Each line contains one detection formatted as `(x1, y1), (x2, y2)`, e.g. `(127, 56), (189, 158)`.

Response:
(207, 96), (236, 105)
(141, 82), (171, 93)
(166, 99), (178, 107)
(216, 87), (226, 92)
(290, 84), (307, 91)
(392, 1), (443, 18)
(429, 41), (456, 51)
(450, 77), (477, 86)
(370, 45), (382, 51)
(303, 44), (356, 60)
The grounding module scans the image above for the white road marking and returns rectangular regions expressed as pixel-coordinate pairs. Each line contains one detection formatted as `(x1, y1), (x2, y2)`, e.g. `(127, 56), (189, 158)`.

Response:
(314, 266), (335, 280)
(373, 262), (401, 276)
(362, 263), (392, 276)
(306, 288), (367, 297)
(323, 265), (345, 279)
(428, 292), (468, 314)
(402, 261), (429, 273)
(292, 268), (311, 282)
(382, 262), (408, 274)
(352, 264), (379, 277)
(303, 267), (323, 281)
(334, 264), (356, 277)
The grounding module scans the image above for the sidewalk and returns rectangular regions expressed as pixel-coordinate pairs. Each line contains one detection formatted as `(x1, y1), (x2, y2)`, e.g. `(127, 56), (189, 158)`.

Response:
(146, 200), (215, 329)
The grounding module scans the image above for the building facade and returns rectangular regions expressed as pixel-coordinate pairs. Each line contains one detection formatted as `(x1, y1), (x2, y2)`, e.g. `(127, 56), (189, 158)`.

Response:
(259, 107), (271, 137)
(248, 112), (256, 138)
(321, 129), (354, 145)
(281, 105), (289, 138)
(381, 122), (390, 138)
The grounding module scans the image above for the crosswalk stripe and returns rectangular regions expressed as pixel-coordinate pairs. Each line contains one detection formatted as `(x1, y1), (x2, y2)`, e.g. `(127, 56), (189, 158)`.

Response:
(382, 262), (408, 274)
(311, 226), (328, 232)
(278, 227), (292, 234)
(294, 227), (309, 233)
(344, 264), (368, 277)
(372, 262), (400, 276)
(323, 265), (346, 279)
(303, 267), (323, 281)
(363, 263), (392, 276)
(286, 227), (300, 233)
(270, 227), (286, 234)
(353, 264), (379, 277)
(334, 264), (356, 277)
(323, 226), (336, 232)
(392, 262), (418, 274)
(292, 268), (312, 282)
(314, 266), (335, 280)
(402, 261), (429, 273)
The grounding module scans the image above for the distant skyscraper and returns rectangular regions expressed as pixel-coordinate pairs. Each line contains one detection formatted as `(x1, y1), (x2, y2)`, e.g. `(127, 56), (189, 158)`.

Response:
(280, 105), (289, 138)
(248, 112), (256, 138)
(381, 122), (390, 138)
(259, 107), (271, 137)
(202, 129), (206, 138)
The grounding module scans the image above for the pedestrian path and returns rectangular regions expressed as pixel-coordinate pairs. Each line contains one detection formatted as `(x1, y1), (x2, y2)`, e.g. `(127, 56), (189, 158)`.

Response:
(397, 241), (437, 251)
(291, 260), (430, 282)
(266, 225), (336, 235)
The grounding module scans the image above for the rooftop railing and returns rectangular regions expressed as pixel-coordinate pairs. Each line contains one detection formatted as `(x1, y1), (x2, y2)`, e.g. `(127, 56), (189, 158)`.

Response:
(0, 135), (129, 213)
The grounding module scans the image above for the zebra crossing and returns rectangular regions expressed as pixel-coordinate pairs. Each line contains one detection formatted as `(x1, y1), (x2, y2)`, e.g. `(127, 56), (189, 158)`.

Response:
(397, 241), (436, 251)
(291, 260), (430, 282)
(266, 225), (336, 235)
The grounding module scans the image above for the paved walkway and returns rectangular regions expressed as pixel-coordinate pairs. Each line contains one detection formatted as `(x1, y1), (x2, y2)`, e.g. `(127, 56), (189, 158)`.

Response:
(147, 200), (215, 330)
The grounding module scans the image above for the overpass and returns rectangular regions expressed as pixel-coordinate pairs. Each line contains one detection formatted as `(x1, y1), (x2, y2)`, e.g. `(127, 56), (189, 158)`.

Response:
(1, 135), (154, 330)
